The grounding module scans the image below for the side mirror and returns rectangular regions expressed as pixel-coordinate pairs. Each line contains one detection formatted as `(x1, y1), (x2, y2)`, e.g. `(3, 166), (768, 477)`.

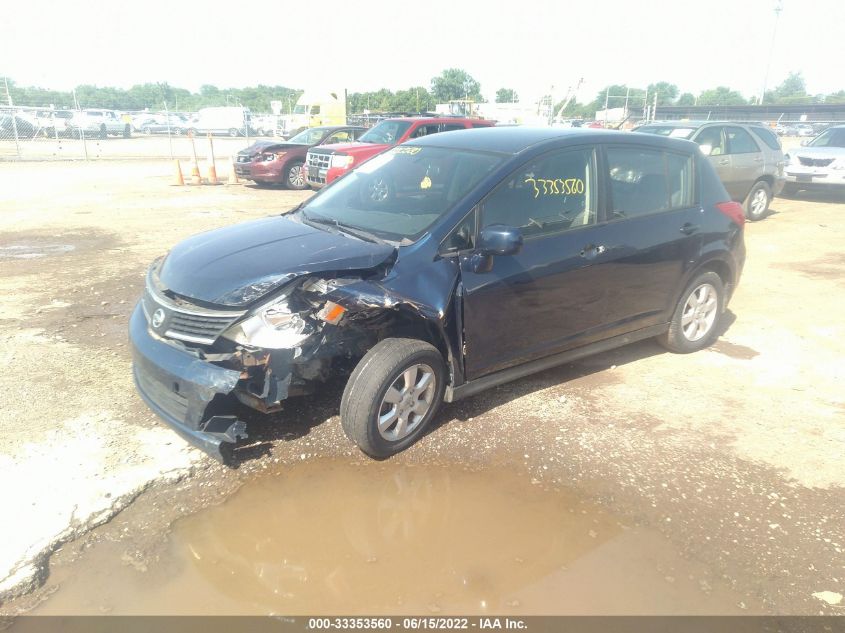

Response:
(479, 225), (523, 257)
(698, 144), (713, 156)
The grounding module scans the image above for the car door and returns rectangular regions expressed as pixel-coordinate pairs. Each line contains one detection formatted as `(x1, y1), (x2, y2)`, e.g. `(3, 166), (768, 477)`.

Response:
(723, 126), (763, 200)
(692, 125), (740, 199)
(458, 145), (618, 379)
(598, 144), (702, 333)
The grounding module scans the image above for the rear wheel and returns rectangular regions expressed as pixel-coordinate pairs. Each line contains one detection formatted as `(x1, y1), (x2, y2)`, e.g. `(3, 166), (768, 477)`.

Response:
(744, 181), (771, 221)
(228, 128), (239, 137)
(284, 160), (306, 190)
(657, 272), (724, 353)
(341, 339), (446, 458)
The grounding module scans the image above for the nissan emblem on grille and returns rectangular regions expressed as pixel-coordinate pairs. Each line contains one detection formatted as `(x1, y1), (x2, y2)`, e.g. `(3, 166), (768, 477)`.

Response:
(151, 308), (166, 329)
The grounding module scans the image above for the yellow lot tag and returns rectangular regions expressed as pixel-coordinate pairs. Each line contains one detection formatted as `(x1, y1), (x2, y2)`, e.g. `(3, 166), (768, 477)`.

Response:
(420, 176), (432, 189)
(393, 146), (422, 155)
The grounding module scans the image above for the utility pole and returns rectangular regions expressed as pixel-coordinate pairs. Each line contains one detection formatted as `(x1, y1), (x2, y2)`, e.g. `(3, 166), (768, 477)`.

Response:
(759, 0), (784, 105)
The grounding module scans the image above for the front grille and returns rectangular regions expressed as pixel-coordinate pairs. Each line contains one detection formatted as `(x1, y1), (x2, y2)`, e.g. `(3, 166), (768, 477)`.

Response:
(166, 311), (239, 344)
(143, 282), (245, 345)
(307, 152), (331, 169)
(798, 156), (834, 167)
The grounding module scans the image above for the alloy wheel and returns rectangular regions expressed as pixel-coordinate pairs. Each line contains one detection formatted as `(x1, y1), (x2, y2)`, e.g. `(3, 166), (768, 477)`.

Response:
(681, 283), (718, 342)
(377, 364), (436, 441)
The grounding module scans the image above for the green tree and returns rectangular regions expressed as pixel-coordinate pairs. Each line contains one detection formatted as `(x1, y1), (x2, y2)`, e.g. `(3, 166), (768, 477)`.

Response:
(495, 88), (518, 103)
(696, 86), (749, 106)
(676, 92), (696, 106)
(765, 72), (811, 104)
(824, 90), (845, 104)
(430, 68), (482, 103)
(646, 82), (679, 106)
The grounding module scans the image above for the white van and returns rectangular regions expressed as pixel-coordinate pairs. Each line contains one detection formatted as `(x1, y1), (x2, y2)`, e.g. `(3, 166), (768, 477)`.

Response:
(187, 106), (252, 137)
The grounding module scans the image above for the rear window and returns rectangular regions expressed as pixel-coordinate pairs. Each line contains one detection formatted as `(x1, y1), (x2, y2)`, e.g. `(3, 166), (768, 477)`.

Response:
(749, 126), (781, 150)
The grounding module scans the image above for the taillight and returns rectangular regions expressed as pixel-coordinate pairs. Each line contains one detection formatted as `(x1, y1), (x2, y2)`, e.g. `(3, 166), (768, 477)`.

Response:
(715, 201), (745, 228)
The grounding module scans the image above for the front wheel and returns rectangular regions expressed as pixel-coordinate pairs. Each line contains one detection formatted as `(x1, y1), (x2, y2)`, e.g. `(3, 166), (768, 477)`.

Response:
(657, 272), (724, 353)
(744, 181), (771, 221)
(341, 339), (446, 458)
(284, 160), (306, 190)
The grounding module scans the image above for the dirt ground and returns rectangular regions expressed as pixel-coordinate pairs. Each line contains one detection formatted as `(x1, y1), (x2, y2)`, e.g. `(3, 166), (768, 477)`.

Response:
(0, 159), (843, 614)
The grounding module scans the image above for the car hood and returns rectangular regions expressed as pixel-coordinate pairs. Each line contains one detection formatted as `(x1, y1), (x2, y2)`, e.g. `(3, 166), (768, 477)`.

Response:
(238, 140), (278, 156)
(157, 214), (395, 307)
(311, 141), (389, 155)
(790, 145), (845, 158)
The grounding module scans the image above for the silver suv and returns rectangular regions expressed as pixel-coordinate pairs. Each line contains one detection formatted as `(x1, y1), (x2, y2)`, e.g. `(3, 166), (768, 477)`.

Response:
(782, 125), (845, 195)
(636, 121), (785, 221)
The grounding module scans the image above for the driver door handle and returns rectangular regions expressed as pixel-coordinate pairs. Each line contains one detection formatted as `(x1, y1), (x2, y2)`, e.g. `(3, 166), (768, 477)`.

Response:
(580, 244), (607, 259)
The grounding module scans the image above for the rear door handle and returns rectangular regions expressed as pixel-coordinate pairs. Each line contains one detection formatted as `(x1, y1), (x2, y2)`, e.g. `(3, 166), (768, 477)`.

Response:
(718, 159), (730, 165)
(680, 222), (699, 235)
(580, 244), (607, 259)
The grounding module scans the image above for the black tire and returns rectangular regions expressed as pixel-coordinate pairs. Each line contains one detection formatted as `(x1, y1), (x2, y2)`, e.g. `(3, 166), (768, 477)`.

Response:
(253, 180), (274, 188)
(283, 160), (307, 190)
(341, 338), (446, 458)
(99, 124), (107, 140)
(744, 181), (771, 221)
(228, 128), (239, 137)
(123, 124), (131, 138)
(657, 271), (724, 353)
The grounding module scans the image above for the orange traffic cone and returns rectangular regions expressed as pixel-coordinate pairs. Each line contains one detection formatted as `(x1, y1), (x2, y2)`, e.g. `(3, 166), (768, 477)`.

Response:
(190, 160), (202, 185)
(207, 162), (219, 185)
(227, 156), (239, 184)
(171, 159), (184, 186)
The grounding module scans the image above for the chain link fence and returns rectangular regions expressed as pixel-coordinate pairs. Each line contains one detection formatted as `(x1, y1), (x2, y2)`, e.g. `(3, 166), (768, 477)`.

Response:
(0, 105), (292, 161)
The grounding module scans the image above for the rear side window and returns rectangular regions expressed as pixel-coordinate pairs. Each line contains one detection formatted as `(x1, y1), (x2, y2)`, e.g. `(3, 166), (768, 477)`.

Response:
(481, 147), (596, 237)
(411, 124), (441, 138)
(725, 127), (760, 154)
(606, 147), (694, 219)
(442, 123), (466, 132)
(749, 126), (782, 150)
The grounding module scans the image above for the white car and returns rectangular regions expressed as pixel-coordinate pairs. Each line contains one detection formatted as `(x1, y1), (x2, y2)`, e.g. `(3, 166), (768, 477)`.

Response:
(66, 109), (132, 138)
(783, 125), (845, 195)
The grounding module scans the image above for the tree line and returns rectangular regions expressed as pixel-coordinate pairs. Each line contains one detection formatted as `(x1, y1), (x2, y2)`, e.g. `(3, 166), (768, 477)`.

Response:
(5, 69), (844, 115)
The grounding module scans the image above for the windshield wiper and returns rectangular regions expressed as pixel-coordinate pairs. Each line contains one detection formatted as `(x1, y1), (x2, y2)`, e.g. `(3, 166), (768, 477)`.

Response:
(304, 212), (389, 245)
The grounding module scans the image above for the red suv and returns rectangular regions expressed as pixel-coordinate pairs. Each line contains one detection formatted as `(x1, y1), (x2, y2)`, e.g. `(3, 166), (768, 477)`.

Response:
(305, 117), (494, 188)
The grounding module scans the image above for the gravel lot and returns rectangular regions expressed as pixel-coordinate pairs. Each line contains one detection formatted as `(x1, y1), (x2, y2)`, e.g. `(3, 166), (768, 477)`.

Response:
(0, 159), (843, 613)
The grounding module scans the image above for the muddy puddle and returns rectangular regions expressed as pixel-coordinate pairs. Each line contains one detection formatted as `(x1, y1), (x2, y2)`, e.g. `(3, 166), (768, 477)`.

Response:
(28, 460), (746, 615)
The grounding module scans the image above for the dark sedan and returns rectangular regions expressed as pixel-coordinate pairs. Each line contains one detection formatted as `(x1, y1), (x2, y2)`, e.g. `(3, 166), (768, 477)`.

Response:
(235, 126), (366, 190)
(131, 127), (745, 462)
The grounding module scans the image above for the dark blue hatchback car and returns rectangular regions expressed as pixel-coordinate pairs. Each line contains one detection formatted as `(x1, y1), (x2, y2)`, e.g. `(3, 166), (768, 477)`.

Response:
(130, 127), (745, 462)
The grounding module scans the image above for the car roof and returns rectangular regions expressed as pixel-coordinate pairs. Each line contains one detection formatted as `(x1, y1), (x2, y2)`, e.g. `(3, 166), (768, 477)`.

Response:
(404, 126), (697, 155)
(641, 120), (770, 129)
(310, 125), (367, 131)
(386, 117), (490, 124)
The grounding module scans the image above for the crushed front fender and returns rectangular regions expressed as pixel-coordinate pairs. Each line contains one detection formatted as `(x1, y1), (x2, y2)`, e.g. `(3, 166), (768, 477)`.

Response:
(130, 304), (247, 463)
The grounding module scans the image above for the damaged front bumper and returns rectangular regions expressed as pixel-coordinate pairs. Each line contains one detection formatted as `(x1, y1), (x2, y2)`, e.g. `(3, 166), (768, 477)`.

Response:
(130, 304), (247, 463)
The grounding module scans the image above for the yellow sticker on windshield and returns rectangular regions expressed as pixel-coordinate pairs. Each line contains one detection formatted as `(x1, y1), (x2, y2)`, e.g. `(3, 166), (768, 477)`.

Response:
(393, 146), (422, 155)
(420, 176), (432, 189)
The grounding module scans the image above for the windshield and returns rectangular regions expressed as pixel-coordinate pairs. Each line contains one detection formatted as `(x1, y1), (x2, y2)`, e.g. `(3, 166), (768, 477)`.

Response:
(302, 145), (504, 242)
(637, 125), (696, 139)
(808, 128), (845, 148)
(359, 120), (412, 145)
(288, 127), (329, 144)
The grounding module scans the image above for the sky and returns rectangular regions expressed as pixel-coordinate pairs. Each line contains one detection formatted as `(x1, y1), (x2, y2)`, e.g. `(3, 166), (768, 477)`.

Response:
(2, 0), (844, 106)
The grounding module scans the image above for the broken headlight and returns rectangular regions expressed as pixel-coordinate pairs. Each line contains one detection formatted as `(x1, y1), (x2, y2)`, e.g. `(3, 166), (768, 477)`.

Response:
(222, 294), (313, 349)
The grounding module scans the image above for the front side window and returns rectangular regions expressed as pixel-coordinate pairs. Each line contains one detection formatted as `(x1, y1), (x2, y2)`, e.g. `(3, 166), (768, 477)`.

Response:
(606, 147), (694, 219)
(481, 148), (596, 237)
(725, 127), (760, 154)
(443, 123), (466, 132)
(289, 128), (329, 145)
(302, 146), (504, 242)
(359, 120), (412, 144)
(693, 126), (725, 155)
